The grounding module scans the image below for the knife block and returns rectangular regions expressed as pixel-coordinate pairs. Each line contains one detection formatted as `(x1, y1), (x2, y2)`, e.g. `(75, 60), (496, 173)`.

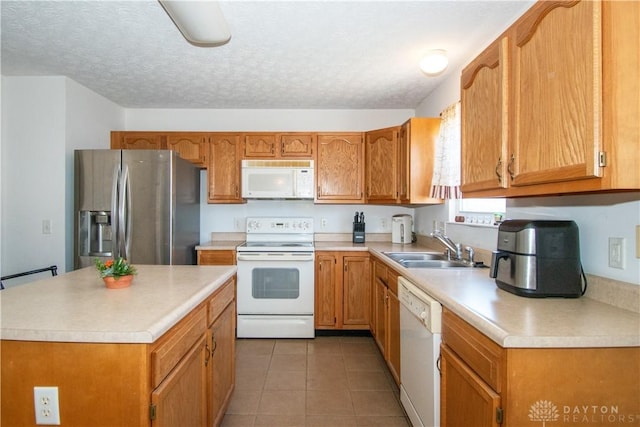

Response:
(352, 222), (365, 243)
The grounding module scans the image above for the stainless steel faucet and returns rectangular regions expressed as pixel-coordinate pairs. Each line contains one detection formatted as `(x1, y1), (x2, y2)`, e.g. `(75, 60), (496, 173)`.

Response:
(430, 231), (463, 260)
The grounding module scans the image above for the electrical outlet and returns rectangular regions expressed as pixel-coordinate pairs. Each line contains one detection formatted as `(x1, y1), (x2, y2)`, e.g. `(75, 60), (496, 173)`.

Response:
(34, 387), (60, 425)
(380, 218), (387, 230)
(234, 217), (244, 231)
(636, 225), (640, 259)
(320, 218), (327, 228)
(42, 219), (52, 235)
(608, 237), (625, 269)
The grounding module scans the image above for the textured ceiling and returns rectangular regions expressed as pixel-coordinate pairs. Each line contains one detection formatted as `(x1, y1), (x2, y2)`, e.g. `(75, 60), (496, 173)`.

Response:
(1, 0), (534, 109)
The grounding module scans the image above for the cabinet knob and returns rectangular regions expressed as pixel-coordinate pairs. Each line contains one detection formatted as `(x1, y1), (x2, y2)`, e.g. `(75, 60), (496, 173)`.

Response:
(495, 158), (503, 184)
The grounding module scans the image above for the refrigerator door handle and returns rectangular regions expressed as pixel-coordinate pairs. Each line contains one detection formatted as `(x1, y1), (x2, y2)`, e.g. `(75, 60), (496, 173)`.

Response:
(123, 164), (132, 260)
(118, 164), (128, 260)
(111, 164), (121, 259)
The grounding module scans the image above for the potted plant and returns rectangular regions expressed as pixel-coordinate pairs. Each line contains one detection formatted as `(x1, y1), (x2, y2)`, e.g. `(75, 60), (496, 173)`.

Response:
(95, 257), (137, 289)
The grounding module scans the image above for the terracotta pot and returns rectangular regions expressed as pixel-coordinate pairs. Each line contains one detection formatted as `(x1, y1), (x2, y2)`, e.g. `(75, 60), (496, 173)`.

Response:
(103, 275), (134, 289)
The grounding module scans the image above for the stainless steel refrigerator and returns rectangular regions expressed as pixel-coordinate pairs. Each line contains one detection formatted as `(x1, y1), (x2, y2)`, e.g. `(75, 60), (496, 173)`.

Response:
(74, 150), (200, 269)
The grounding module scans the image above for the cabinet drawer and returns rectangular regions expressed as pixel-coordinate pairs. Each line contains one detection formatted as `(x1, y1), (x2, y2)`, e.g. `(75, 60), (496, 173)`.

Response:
(152, 306), (207, 388)
(442, 308), (504, 392)
(374, 260), (388, 284)
(208, 278), (235, 325)
(197, 250), (236, 265)
(386, 267), (399, 295)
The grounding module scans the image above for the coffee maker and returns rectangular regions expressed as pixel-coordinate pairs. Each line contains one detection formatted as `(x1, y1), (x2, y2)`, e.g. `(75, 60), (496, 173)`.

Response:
(490, 220), (583, 298)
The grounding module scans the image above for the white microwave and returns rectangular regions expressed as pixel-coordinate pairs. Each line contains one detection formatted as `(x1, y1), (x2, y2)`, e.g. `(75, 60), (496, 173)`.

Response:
(241, 160), (314, 199)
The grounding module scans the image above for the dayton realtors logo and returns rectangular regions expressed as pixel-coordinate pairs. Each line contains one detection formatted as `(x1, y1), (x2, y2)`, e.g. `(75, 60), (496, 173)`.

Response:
(529, 400), (560, 426)
(528, 400), (639, 425)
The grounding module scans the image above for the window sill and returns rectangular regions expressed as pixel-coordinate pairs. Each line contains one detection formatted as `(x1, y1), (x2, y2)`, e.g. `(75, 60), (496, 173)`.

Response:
(447, 221), (499, 229)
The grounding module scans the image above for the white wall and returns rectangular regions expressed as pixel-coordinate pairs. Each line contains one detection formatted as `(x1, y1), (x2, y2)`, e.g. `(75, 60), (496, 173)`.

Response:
(1, 76), (123, 285)
(125, 108), (414, 132)
(1, 77), (67, 285)
(412, 66), (640, 285)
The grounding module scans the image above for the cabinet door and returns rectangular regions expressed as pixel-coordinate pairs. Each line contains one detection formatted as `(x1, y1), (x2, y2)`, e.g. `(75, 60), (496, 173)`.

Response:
(461, 38), (509, 193)
(244, 134), (277, 158)
(151, 336), (207, 427)
(386, 284), (400, 385)
(373, 278), (387, 356)
(280, 133), (314, 158)
(120, 132), (165, 150)
(342, 255), (370, 327)
(365, 128), (398, 203)
(316, 134), (365, 203)
(208, 134), (243, 203)
(167, 133), (207, 166)
(510, 0), (602, 187)
(440, 344), (501, 427)
(315, 253), (338, 329)
(397, 124), (409, 203)
(208, 302), (235, 427)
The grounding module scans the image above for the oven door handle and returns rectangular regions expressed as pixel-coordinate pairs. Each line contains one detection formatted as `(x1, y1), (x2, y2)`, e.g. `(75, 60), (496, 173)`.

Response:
(237, 253), (315, 262)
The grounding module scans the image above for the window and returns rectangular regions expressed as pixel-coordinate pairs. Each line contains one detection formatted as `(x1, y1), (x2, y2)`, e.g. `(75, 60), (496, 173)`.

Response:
(452, 198), (505, 226)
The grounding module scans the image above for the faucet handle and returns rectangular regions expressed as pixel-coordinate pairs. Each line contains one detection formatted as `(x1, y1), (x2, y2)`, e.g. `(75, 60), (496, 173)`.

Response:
(464, 246), (475, 264)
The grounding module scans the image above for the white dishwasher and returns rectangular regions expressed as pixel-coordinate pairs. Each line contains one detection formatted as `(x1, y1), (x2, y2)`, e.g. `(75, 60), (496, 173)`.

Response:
(398, 276), (442, 427)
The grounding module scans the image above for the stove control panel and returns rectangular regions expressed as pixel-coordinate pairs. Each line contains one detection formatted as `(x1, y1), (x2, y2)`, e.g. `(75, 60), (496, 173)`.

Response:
(246, 217), (314, 234)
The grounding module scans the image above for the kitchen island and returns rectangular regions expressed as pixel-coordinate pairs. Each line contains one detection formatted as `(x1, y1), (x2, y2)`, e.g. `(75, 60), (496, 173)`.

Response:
(1, 265), (237, 427)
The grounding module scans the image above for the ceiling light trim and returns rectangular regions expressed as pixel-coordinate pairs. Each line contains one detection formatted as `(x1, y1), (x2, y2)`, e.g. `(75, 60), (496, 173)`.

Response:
(159, 0), (231, 47)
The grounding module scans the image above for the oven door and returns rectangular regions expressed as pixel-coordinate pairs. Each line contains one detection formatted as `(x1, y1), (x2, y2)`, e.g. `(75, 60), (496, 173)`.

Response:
(236, 252), (314, 315)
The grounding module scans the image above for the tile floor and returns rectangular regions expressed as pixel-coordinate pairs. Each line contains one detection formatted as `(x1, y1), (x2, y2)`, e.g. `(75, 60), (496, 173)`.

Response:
(221, 336), (411, 427)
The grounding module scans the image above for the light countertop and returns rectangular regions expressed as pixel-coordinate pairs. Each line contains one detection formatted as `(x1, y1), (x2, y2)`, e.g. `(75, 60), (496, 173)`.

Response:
(318, 241), (640, 349)
(0, 265), (236, 344)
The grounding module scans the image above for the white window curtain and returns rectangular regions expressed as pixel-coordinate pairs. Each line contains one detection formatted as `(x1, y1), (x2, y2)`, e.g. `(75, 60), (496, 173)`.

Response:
(430, 101), (461, 199)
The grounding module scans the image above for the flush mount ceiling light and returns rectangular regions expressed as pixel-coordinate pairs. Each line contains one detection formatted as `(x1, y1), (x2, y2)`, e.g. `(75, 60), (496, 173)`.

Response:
(419, 49), (449, 76)
(159, 0), (231, 47)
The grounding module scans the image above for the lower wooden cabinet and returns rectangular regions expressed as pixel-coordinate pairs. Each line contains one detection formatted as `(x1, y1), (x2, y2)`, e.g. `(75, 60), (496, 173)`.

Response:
(370, 256), (401, 385)
(314, 251), (370, 330)
(440, 344), (501, 427)
(151, 334), (208, 427)
(441, 307), (640, 426)
(207, 283), (236, 426)
(152, 277), (236, 427)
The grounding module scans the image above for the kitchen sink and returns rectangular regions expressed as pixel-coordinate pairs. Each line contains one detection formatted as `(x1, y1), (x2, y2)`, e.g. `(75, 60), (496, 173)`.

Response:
(383, 252), (448, 262)
(382, 252), (472, 269)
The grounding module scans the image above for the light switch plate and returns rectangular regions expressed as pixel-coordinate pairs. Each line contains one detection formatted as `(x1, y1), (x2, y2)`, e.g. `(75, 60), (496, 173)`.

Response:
(608, 237), (625, 269)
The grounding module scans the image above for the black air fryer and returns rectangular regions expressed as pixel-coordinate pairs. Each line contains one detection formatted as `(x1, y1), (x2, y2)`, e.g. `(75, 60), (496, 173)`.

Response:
(490, 220), (583, 298)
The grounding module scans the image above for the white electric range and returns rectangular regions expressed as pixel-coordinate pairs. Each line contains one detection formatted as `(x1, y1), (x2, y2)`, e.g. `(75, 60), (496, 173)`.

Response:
(235, 217), (315, 338)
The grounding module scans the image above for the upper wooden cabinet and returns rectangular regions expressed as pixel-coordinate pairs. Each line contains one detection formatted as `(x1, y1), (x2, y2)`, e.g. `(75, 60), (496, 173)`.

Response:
(365, 127), (399, 203)
(365, 118), (442, 205)
(166, 133), (207, 167)
(315, 133), (365, 203)
(243, 133), (314, 159)
(207, 134), (243, 203)
(461, 0), (640, 197)
(111, 131), (206, 167)
(111, 131), (166, 150)
(461, 38), (509, 193)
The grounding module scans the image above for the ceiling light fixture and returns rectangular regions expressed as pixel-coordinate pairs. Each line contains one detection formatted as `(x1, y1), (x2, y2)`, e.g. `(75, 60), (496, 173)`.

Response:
(419, 49), (448, 76)
(159, 0), (231, 47)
